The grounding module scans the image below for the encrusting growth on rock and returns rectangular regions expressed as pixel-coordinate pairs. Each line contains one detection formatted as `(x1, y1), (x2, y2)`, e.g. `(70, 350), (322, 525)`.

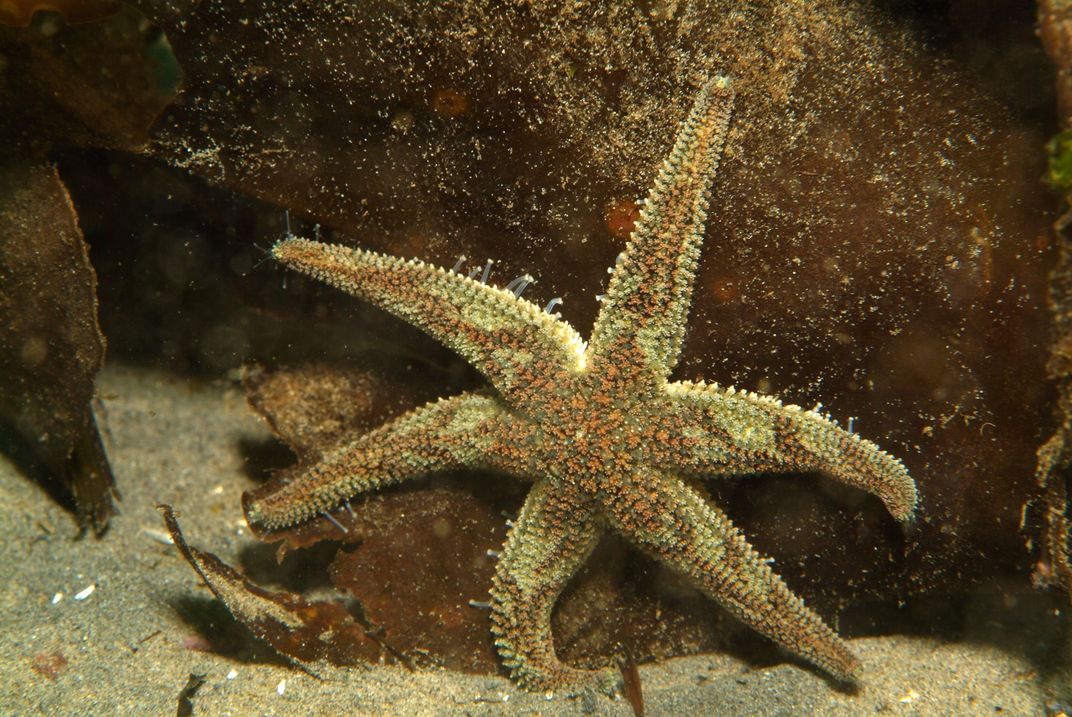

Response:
(244, 76), (918, 693)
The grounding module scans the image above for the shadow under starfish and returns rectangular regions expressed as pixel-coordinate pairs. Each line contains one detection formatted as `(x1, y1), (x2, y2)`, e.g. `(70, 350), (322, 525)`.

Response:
(241, 75), (919, 694)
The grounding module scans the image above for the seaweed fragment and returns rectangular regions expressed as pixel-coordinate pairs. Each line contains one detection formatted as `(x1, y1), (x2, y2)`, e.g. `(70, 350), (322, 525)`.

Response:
(0, 159), (116, 534)
(160, 505), (393, 671)
(618, 652), (645, 717)
(1048, 131), (1072, 192)
(175, 673), (204, 717)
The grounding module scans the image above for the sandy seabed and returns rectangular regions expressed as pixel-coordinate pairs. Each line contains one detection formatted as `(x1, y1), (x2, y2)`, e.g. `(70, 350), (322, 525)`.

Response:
(0, 366), (1056, 716)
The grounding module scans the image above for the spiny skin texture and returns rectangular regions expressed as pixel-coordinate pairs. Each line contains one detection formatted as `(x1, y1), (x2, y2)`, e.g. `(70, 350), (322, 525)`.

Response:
(245, 77), (918, 693)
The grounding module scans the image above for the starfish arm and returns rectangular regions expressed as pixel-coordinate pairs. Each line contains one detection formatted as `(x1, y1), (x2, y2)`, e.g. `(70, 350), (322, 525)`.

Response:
(244, 392), (527, 531)
(490, 480), (616, 693)
(653, 381), (918, 521)
(587, 77), (734, 380)
(607, 467), (860, 681)
(273, 237), (587, 402)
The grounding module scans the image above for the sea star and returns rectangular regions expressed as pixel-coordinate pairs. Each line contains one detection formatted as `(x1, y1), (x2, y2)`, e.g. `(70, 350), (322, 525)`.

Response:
(244, 76), (918, 693)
